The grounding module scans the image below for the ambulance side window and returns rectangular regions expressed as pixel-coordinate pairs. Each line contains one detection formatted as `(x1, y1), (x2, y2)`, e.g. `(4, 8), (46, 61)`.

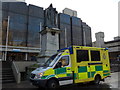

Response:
(91, 51), (100, 61)
(55, 56), (69, 69)
(76, 50), (89, 62)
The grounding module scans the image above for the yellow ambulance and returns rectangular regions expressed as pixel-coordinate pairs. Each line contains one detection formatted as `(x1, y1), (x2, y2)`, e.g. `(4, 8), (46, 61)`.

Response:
(30, 46), (110, 88)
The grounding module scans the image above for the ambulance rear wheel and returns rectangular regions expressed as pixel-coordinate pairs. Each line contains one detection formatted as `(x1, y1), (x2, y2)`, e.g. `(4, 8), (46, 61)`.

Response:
(47, 79), (59, 89)
(94, 75), (101, 85)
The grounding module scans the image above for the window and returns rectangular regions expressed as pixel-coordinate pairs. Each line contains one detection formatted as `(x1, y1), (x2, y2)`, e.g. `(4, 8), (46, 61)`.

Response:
(55, 56), (69, 68)
(60, 56), (69, 66)
(76, 50), (89, 62)
(91, 51), (100, 61)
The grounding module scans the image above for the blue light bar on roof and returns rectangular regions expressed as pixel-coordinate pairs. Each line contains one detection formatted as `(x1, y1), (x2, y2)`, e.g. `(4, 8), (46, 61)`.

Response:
(57, 46), (73, 54)
(105, 48), (108, 50)
(57, 47), (68, 52)
(69, 46), (73, 54)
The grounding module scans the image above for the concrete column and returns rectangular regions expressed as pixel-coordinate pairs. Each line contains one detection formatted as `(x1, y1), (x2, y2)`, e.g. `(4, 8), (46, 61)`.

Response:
(0, 52), (2, 61)
(83, 30), (86, 46)
(25, 53), (28, 61)
(1, 52), (5, 61)
(2, 52), (4, 61)
(95, 32), (105, 48)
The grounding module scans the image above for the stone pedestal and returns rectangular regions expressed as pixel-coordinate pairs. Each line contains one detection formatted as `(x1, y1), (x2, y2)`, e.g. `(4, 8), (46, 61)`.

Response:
(37, 27), (60, 64)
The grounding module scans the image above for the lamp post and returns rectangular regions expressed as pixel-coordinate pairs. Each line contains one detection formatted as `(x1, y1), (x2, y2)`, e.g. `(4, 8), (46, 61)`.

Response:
(4, 16), (10, 61)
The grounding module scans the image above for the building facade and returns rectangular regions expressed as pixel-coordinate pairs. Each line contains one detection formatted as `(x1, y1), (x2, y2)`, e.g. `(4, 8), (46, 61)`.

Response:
(93, 32), (120, 62)
(105, 36), (120, 62)
(0, 2), (92, 61)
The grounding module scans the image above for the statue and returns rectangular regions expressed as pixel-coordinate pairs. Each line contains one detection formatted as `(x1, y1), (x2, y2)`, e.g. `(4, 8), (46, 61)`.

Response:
(45, 4), (58, 29)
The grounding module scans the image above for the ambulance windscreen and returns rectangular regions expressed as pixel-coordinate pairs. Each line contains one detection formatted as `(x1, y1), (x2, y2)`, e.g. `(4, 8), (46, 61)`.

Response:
(43, 53), (61, 67)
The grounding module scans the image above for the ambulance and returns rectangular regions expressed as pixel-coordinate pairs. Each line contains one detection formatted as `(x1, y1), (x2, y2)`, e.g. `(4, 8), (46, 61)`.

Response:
(30, 46), (110, 88)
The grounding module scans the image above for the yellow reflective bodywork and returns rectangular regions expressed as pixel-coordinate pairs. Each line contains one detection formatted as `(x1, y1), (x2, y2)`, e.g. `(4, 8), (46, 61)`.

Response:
(40, 46), (110, 84)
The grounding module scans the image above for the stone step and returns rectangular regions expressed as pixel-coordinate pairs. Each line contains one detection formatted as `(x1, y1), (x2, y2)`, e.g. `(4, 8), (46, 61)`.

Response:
(2, 79), (15, 83)
(2, 61), (15, 84)
(2, 70), (12, 72)
(1, 75), (14, 78)
(1, 77), (15, 80)
(2, 71), (12, 73)
(0, 70), (12, 72)
(2, 71), (13, 74)
(1, 74), (13, 77)
(2, 68), (13, 74)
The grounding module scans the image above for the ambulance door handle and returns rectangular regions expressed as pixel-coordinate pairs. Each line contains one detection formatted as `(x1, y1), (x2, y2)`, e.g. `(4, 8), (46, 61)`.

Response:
(67, 69), (70, 70)
(106, 64), (108, 67)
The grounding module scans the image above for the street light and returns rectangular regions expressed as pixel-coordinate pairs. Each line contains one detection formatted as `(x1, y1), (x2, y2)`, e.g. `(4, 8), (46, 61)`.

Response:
(4, 16), (10, 61)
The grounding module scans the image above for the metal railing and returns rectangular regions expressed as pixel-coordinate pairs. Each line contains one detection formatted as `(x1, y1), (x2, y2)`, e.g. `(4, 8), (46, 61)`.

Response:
(0, 45), (41, 52)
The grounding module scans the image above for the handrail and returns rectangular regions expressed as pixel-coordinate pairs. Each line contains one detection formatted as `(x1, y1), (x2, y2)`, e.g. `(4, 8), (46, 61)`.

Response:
(12, 61), (21, 83)
(13, 61), (19, 74)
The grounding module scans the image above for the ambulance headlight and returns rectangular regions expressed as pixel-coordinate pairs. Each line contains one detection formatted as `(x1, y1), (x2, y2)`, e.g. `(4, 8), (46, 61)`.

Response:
(35, 72), (44, 79)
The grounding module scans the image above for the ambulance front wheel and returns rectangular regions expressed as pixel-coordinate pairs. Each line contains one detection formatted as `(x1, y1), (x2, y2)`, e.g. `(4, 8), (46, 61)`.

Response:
(47, 79), (59, 88)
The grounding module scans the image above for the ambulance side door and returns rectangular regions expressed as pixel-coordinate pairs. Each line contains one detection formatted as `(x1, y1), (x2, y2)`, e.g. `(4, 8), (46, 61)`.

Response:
(75, 49), (90, 83)
(54, 55), (73, 85)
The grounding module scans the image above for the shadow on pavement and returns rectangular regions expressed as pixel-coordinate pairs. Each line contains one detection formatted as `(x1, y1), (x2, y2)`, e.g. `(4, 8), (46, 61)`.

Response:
(2, 83), (114, 90)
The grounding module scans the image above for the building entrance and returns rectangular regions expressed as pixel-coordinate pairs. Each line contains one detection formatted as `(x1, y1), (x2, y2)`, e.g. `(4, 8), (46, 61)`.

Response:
(7, 52), (25, 61)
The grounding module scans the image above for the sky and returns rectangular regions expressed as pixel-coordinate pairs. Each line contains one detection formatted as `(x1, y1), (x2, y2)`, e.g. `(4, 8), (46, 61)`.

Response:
(25, 0), (119, 42)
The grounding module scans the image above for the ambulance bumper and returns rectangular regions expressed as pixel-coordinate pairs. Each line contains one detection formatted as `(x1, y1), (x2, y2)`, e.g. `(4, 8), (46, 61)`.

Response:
(30, 78), (47, 87)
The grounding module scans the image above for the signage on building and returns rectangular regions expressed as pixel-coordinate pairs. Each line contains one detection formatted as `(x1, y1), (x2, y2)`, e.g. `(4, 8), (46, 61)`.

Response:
(12, 49), (21, 52)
